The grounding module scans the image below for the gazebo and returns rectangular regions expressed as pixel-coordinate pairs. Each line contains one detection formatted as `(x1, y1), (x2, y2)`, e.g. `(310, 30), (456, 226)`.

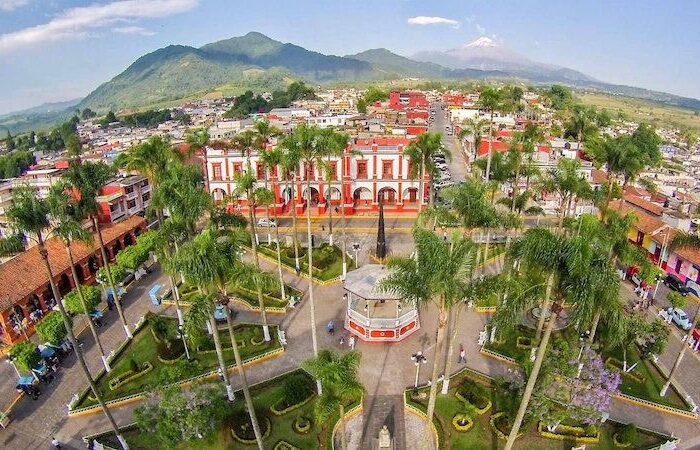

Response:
(343, 264), (419, 342)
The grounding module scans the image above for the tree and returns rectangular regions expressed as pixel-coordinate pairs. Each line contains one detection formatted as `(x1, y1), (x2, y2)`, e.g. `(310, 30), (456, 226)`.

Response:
(546, 85), (574, 110)
(458, 117), (489, 161)
(380, 228), (477, 433)
(316, 127), (350, 247)
(564, 105), (599, 154)
(281, 124), (326, 392)
(100, 111), (118, 126)
(356, 97), (367, 114)
(0, 186), (129, 449)
(81, 108), (97, 120)
(35, 311), (71, 346)
(280, 142), (303, 272)
(64, 285), (102, 315)
(405, 131), (446, 208)
(63, 161), (132, 339)
(660, 232), (700, 396)
(303, 350), (364, 450)
(477, 86), (502, 182)
(10, 341), (40, 372)
(363, 86), (389, 104)
(134, 383), (228, 448)
(47, 181), (112, 371)
(184, 127), (209, 153)
(538, 158), (589, 230)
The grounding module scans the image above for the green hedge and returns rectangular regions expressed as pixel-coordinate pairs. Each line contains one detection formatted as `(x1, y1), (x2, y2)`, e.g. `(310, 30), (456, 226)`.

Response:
(108, 362), (153, 391)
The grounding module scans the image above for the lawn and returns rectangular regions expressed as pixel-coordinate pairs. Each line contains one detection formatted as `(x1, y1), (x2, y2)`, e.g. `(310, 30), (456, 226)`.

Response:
(90, 370), (361, 450)
(407, 369), (672, 450)
(483, 324), (692, 412)
(177, 282), (302, 310)
(258, 243), (354, 282)
(74, 315), (282, 409)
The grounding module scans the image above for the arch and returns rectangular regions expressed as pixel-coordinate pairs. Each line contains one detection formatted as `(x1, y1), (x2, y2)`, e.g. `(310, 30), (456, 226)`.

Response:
(282, 186), (293, 203)
(112, 242), (120, 259)
(124, 233), (134, 246)
(212, 188), (227, 204)
(75, 264), (86, 283)
(378, 187), (397, 205)
(403, 187), (418, 204)
(27, 295), (41, 313)
(134, 227), (142, 237)
(324, 187), (342, 202)
(12, 304), (25, 320)
(88, 256), (99, 274)
(353, 187), (372, 206)
(59, 273), (72, 294)
(302, 187), (320, 206)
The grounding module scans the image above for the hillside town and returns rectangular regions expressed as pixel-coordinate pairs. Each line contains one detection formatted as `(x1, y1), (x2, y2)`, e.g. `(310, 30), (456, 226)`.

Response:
(0, 81), (699, 450)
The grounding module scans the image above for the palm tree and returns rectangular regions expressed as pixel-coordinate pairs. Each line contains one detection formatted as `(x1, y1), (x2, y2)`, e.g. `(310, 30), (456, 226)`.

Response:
(564, 105), (598, 154)
(64, 161), (132, 339)
(380, 228), (477, 429)
(660, 232), (700, 396)
(253, 119), (282, 244)
(47, 182), (111, 372)
(303, 350), (364, 450)
(316, 128), (349, 247)
(1, 187), (129, 449)
(537, 158), (588, 230)
(282, 124), (325, 391)
(280, 145), (303, 273)
(477, 86), (502, 182)
(458, 117), (489, 161)
(233, 168), (274, 342)
(405, 131), (446, 208)
(510, 123), (547, 216)
(172, 229), (236, 401)
(184, 127), (210, 153)
(257, 147), (287, 301)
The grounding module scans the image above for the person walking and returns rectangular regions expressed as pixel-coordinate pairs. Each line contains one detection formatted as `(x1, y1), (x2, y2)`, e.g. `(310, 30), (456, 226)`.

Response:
(443, 230), (448, 241)
(349, 335), (356, 350)
(458, 344), (466, 364)
(51, 437), (62, 449)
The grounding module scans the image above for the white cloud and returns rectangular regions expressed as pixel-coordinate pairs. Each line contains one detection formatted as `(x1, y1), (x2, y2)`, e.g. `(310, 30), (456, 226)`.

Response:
(0, 0), (30, 11)
(0, 0), (198, 53)
(407, 16), (460, 28)
(476, 23), (486, 35)
(113, 26), (156, 36)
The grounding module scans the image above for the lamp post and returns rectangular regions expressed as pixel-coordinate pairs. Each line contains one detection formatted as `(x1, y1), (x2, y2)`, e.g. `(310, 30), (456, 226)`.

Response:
(411, 351), (427, 388)
(352, 243), (360, 269)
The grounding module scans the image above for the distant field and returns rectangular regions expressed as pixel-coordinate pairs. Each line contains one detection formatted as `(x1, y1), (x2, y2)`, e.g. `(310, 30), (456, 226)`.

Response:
(579, 92), (700, 131)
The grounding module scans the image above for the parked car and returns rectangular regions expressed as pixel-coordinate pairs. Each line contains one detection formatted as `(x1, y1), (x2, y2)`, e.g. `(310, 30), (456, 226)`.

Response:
(256, 218), (277, 228)
(660, 307), (692, 331)
(664, 274), (691, 296)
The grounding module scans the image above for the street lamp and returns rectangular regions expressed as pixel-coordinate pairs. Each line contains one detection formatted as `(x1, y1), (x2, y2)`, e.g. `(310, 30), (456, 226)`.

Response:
(352, 243), (360, 268)
(411, 351), (428, 388)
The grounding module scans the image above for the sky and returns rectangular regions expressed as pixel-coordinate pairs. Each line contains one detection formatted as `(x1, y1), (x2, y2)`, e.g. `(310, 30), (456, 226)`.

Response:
(0, 0), (699, 114)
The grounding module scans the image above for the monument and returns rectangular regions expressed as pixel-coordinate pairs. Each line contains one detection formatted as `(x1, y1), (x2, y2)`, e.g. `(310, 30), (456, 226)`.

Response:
(376, 196), (386, 260)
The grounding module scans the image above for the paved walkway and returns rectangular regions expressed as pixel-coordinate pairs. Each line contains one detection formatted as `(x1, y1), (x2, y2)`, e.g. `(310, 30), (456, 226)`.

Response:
(5, 237), (700, 449)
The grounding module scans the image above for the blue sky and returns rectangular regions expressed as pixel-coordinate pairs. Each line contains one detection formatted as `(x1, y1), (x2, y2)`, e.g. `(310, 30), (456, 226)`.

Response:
(0, 0), (698, 114)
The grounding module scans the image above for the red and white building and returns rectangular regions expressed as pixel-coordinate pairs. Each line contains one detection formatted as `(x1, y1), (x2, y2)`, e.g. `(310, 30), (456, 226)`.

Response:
(96, 175), (151, 224)
(388, 90), (429, 110)
(204, 136), (427, 216)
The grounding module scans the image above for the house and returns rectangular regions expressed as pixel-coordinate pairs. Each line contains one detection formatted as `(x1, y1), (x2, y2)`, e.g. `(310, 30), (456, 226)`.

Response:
(97, 175), (151, 224)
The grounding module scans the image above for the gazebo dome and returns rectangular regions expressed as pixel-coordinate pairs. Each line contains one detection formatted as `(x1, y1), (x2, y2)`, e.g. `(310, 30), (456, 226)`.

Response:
(343, 264), (402, 301)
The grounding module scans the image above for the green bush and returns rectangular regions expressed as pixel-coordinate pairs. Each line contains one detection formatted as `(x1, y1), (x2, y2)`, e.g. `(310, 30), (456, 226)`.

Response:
(157, 339), (185, 361)
(116, 231), (157, 271)
(64, 285), (102, 315)
(149, 315), (170, 343)
(282, 373), (314, 408)
(130, 358), (140, 373)
(36, 311), (71, 345)
(617, 423), (638, 444)
(583, 425), (598, 437)
(10, 341), (41, 372)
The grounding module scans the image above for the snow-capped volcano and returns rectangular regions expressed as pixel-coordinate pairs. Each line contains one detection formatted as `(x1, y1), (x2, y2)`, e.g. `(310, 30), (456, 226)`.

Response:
(412, 37), (596, 83)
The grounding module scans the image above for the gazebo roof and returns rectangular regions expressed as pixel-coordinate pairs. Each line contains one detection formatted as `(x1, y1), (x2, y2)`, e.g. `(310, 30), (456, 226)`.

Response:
(344, 264), (401, 301)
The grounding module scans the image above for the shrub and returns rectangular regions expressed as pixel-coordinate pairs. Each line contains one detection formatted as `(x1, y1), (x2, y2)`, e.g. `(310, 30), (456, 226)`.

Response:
(617, 423), (637, 444)
(282, 373), (314, 407)
(64, 285), (102, 315)
(149, 315), (170, 343)
(583, 425), (598, 437)
(231, 409), (270, 443)
(130, 358), (140, 373)
(35, 311), (71, 345)
(157, 339), (185, 361)
(293, 416), (312, 434)
(10, 340), (41, 372)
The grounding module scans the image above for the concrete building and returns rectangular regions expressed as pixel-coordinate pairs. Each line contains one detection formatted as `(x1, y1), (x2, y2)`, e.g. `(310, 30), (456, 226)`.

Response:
(97, 175), (151, 224)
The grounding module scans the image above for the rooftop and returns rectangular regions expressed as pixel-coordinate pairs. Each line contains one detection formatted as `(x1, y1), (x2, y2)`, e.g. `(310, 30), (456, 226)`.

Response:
(0, 216), (146, 312)
(344, 264), (402, 301)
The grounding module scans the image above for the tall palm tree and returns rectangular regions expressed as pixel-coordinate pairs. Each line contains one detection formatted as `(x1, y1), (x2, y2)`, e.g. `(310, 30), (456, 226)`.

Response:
(64, 161), (132, 339)
(660, 232), (700, 396)
(564, 105), (598, 154)
(1, 187), (129, 449)
(458, 117), (489, 161)
(380, 228), (477, 430)
(257, 147), (287, 301)
(405, 131), (447, 209)
(282, 124), (325, 391)
(501, 229), (605, 450)
(184, 127), (210, 153)
(280, 145), (303, 272)
(252, 119), (282, 244)
(47, 182), (111, 372)
(510, 123), (547, 216)
(477, 86), (502, 182)
(303, 350), (364, 450)
(537, 158), (588, 230)
(317, 128), (350, 248)
(234, 168), (274, 342)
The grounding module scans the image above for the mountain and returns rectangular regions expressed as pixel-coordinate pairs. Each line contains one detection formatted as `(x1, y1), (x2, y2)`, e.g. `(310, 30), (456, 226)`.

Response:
(0, 98), (82, 120)
(346, 48), (446, 78)
(413, 37), (596, 84)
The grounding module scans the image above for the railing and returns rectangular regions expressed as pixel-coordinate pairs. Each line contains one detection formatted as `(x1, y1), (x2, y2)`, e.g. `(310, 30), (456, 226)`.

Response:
(346, 308), (417, 328)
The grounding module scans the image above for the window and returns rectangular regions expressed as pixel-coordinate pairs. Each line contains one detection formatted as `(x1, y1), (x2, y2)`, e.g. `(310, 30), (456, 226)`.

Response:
(124, 186), (134, 194)
(356, 161), (368, 179)
(233, 163), (242, 176)
(382, 161), (393, 179)
(127, 199), (136, 209)
(142, 192), (150, 201)
(212, 163), (222, 181)
(256, 164), (265, 179)
(330, 161), (338, 180)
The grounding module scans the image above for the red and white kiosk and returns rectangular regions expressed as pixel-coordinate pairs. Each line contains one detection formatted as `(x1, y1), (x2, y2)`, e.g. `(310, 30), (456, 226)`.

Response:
(344, 264), (420, 342)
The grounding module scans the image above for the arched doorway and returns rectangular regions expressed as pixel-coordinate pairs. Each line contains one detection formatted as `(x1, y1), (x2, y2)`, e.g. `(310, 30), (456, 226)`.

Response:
(324, 187), (342, 204)
(124, 233), (134, 246)
(302, 187), (320, 206)
(378, 187), (397, 205)
(212, 188), (227, 204)
(403, 187), (418, 204)
(13, 304), (25, 321)
(74, 264), (85, 283)
(88, 256), (99, 274)
(353, 187), (372, 206)
(112, 243), (120, 260)
(59, 272), (72, 295)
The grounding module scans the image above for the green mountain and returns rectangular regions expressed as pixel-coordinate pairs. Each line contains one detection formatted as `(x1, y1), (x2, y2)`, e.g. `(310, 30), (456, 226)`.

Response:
(346, 48), (446, 78)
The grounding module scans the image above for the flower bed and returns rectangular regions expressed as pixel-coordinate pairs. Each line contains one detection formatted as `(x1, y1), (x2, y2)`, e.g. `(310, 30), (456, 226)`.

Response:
(231, 414), (271, 444)
(273, 441), (299, 450)
(451, 414), (474, 432)
(613, 432), (633, 448)
(108, 362), (153, 391)
(293, 416), (312, 434)
(490, 412), (522, 440)
(258, 243), (354, 282)
(537, 421), (600, 444)
(455, 383), (492, 415)
(516, 336), (534, 349)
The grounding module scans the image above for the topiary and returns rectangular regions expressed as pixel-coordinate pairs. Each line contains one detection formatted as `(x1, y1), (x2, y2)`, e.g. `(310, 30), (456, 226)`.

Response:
(617, 423), (637, 444)
(281, 373), (314, 408)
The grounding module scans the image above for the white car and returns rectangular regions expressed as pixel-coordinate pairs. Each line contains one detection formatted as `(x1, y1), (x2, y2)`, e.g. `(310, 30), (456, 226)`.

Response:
(256, 218), (277, 228)
(659, 307), (692, 331)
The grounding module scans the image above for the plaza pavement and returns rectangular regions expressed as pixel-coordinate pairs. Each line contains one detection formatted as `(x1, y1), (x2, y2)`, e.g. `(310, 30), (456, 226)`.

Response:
(3, 232), (700, 449)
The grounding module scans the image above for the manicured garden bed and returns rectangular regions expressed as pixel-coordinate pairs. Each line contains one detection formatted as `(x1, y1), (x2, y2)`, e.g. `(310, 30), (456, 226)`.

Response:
(258, 243), (354, 281)
(176, 281), (300, 311)
(74, 315), (282, 409)
(405, 368), (672, 450)
(88, 370), (360, 450)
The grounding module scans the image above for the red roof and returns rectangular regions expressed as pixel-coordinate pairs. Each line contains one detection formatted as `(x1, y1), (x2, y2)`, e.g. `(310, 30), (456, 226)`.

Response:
(496, 130), (513, 138)
(623, 194), (664, 216)
(353, 137), (412, 147)
(477, 140), (509, 157)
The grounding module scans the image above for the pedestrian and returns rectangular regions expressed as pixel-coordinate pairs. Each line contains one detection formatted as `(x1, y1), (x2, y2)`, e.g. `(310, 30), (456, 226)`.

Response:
(349, 335), (356, 350)
(295, 266), (301, 276)
(443, 230), (448, 241)
(339, 335), (345, 346)
(458, 344), (466, 363)
(51, 437), (61, 449)
(327, 320), (335, 334)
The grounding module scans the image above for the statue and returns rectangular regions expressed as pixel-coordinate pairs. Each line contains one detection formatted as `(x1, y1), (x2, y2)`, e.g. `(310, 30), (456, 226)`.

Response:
(378, 425), (391, 448)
